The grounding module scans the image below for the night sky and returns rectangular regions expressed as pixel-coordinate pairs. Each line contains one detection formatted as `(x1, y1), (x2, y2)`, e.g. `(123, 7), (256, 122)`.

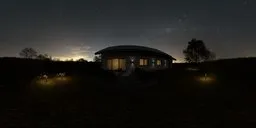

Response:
(0, 0), (255, 62)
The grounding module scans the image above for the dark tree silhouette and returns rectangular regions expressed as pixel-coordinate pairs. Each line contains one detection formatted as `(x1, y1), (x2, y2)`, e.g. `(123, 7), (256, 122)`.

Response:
(93, 55), (102, 62)
(183, 38), (215, 63)
(77, 58), (88, 62)
(19, 48), (38, 59)
(37, 54), (52, 61)
(65, 58), (73, 62)
(52, 58), (61, 61)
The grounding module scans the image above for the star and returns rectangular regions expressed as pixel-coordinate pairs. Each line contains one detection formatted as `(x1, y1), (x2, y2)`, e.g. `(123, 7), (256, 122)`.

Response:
(243, 0), (248, 5)
(165, 28), (174, 33)
(216, 27), (221, 33)
(175, 13), (188, 23)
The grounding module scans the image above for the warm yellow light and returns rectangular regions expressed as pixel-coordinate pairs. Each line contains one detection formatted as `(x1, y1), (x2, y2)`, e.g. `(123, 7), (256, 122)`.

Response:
(196, 74), (215, 85)
(198, 76), (214, 82)
(144, 59), (148, 65)
(140, 59), (144, 65)
(107, 58), (126, 70)
(56, 77), (66, 80)
(33, 74), (72, 88)
(112, 59), (119, 70)
(55, 76), (68, 81)
(36, 79), (55, 86)
(140, 59), (148, 66)
(53, 55), (92, 61)
(54, 76), (72, 84)
(186, 67), (199, 71)
(173, 59), (184, 63)
(157, 60), (161, 66)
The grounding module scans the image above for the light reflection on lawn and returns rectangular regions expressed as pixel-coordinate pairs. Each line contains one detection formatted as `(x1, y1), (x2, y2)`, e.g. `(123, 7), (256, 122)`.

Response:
(36, 79), (55, 87)
(54, 76), (72, 84)
(198, 76), (214, 83)
(195, 74), (216, 85)
(33, 75), (72, 88)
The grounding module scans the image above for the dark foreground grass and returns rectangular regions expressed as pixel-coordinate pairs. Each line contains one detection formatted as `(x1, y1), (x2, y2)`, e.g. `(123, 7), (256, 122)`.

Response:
(0, 69), (256, 127)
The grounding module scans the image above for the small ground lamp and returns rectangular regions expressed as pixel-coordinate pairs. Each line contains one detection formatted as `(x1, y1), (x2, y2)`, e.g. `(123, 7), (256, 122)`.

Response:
(197, 73), (215, 84)
(36, 74), (55, 87)
(38, 74), (48, 83)
(55, 72), (71, 83)
(56, 72), (66, 80)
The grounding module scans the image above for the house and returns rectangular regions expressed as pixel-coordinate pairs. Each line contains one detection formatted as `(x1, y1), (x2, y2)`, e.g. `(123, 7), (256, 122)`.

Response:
(95, 45), (176, 75)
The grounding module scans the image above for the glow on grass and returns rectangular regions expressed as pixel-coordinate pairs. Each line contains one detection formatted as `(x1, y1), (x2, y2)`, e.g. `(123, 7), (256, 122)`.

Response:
(57, 73), (66, 77)
(186, 67), (199, 71)
(54, 76), (71, 82)
(55, 72), (71, 83)
(198, 76), (214, 82)
(36, 74), (52, 86)
(36, 78), (55, 86)
(34, 73), (72, 88)
(196, 73), (216, 84)
(56, 77), (67, 81)
(56, 73), (66, 80)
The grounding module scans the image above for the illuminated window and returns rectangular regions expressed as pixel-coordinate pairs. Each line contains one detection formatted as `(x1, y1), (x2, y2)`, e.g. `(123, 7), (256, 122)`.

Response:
(119, 59), (126, 70)
(112, 59), (119, 70)
(152, 58), (155, 67)
(107, 59), (126, 70)
(107, 59), (112, 70)
(164, 60), (167, 67)
(144, 59), (148, 65)
(157, 60), (161, 66)
(140, 59), (143, 65)
(140, 59), (148, 66)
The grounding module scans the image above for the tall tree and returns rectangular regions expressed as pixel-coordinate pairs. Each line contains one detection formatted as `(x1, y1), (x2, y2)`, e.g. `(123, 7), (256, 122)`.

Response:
(19, 48), (38, 59)
(183, 38), (215, 63)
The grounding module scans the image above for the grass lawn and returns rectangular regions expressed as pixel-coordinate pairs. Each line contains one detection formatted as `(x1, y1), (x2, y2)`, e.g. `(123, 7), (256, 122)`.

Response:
(0, 69), (255, 127)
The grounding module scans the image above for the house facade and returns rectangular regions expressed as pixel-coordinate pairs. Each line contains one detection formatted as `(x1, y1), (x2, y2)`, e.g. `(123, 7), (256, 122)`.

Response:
(95, 45), (176, 74)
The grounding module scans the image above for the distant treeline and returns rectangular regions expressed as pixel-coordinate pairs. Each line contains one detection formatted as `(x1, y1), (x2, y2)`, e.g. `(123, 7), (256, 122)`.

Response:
(0, 57), (101, 74)
(173, 57), (256, 72)
(0, 57), (255, 82)
(0, 57), (112, 86)
(0, 57), (255, 90)
(1, 57), (256, 75)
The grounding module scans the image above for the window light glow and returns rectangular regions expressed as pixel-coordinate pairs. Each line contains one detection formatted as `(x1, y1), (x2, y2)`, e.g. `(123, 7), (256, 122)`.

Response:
(157, 60), (161, 66)
(140, 59), (148, 66)
(107, 58), (126, 70)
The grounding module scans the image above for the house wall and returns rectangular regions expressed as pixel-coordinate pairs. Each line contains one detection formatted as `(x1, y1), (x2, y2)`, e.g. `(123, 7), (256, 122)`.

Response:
(100, 53), (173, 71)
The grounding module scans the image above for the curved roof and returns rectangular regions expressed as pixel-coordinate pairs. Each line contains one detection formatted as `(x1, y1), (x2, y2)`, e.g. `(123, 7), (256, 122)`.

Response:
(95, 45), (176, 60)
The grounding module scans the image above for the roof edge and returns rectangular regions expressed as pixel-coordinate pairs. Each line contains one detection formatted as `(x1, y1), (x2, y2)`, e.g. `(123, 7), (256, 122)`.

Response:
(95, 45), (176, 60)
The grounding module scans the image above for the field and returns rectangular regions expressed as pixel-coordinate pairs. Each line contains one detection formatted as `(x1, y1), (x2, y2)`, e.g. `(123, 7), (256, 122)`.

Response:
(0, 57), (256, 127)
